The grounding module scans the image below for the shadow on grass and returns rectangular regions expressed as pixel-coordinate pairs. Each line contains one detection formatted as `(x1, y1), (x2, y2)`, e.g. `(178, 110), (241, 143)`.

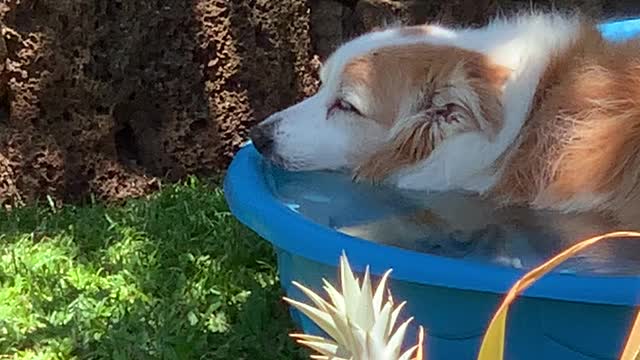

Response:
(0, 177), (307, 359)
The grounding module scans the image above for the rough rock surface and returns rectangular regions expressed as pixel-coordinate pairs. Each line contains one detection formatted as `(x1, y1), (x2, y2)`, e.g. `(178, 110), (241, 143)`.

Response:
(310, 0), (637, 59)
(0, 0), (637, 205)
(0, 0), (317, 206)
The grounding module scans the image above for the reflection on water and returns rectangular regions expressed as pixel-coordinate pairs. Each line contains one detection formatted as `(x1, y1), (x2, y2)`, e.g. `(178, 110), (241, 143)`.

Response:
(264, 160), (640, 275)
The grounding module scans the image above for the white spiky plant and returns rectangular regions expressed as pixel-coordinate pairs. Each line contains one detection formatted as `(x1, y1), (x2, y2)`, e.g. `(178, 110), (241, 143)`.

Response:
(284, 253), (424, 360)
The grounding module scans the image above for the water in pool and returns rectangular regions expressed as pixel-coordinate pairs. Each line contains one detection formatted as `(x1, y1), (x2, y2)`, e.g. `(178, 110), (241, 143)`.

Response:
(263, 160), (640, 275)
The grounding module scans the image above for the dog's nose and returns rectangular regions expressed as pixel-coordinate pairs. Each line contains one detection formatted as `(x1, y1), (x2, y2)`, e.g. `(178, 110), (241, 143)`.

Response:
(249, 121), (276, 156)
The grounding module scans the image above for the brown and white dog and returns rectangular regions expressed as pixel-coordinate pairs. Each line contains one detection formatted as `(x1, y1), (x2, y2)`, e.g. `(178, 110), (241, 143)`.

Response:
(249, 12), (640, 228)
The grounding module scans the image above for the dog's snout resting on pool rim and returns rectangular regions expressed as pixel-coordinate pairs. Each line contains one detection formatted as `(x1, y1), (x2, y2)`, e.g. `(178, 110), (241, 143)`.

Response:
(249, 12), (640, 226)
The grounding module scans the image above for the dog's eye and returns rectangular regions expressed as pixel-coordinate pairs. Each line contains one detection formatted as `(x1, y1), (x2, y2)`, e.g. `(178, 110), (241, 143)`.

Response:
(336, 99), (359, 113)
(329, 99), (362, 117)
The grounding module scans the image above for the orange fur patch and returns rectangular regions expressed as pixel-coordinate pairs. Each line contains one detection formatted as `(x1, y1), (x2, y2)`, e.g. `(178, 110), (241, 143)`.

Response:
(491, 23), (640, 227)
(398, 25), (433, 37)
(353, 119), (437, 182)
(344, 44), (510, 181)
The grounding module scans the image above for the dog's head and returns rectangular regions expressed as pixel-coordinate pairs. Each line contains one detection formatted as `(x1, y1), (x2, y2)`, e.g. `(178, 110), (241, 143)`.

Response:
(249, 26), (510, 185)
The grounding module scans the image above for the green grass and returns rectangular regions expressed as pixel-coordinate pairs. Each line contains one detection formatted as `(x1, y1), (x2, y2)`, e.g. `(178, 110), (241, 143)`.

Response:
(0, 177), (307, 359)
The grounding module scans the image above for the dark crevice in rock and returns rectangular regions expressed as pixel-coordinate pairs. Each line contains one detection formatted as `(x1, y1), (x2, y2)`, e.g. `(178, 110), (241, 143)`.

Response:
(114, 123), (140, 167)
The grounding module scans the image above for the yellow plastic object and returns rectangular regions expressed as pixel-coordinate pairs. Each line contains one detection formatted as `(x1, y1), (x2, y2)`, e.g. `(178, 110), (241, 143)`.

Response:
(477, 231), (640, 360)
(621, 311), (640, 360)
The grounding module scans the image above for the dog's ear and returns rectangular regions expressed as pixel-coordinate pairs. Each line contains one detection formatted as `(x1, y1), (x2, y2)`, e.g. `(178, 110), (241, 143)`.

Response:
(465, 57), (511, 136)
(353, 53), (511, 184)
(426, 57), (511, 140)
(353, 116), (435, 183)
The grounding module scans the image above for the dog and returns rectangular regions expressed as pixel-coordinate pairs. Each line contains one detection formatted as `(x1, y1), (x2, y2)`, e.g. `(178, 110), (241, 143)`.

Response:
(249, 11), (640, 231)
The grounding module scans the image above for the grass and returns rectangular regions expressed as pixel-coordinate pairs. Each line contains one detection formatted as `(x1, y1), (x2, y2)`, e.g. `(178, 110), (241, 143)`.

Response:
(0, 177), (308, 359)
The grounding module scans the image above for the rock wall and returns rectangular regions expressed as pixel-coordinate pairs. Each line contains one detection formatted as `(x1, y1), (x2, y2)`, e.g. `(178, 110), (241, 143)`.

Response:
(0, 0), (317, 206)
(0, 0), (638, 205)
(310, 0), (640, 59)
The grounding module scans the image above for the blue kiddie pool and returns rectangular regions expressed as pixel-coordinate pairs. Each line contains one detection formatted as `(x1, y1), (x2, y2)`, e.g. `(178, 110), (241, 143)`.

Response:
(225, 19), (640, 360)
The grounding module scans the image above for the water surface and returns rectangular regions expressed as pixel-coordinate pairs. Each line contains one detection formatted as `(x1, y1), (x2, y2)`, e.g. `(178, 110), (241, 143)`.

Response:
(263, 160), (640, 275)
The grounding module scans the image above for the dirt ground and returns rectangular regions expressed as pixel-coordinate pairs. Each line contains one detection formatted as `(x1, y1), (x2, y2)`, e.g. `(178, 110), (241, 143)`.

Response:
(0, 0), (638, 205)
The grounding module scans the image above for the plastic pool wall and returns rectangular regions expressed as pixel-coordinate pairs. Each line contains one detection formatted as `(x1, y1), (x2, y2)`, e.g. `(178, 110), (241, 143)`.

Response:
(224, 18), (640, 360)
